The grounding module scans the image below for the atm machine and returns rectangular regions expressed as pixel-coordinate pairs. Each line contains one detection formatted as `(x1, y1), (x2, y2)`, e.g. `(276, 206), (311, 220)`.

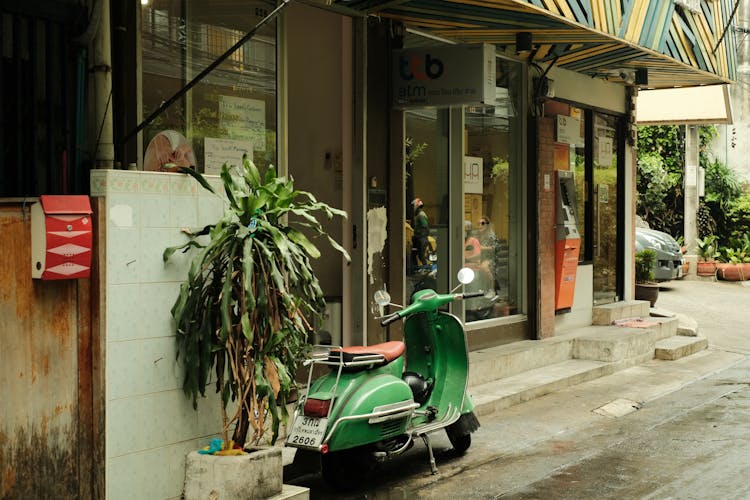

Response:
(554, 170), (581, 312)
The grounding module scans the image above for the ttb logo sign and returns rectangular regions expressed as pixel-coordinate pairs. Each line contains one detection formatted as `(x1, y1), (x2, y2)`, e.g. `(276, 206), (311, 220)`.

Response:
(392, 44), (495, 108)
(399, 53), (444, 81)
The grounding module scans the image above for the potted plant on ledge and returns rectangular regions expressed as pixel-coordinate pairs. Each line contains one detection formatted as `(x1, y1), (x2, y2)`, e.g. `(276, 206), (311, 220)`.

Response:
(163, 157), (349, 498)
(716, 234), (750, 281)
(696, 235), (719, 277)
(635, 248), (659, 307)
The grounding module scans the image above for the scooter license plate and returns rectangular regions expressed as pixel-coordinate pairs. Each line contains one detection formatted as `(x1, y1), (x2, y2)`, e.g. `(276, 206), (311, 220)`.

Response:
(287, 415), (328, 448)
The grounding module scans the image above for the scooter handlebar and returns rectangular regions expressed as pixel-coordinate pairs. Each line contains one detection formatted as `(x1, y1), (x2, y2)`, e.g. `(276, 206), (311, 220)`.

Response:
(380, 312), (402, 326)
(461, 291), (486, 299)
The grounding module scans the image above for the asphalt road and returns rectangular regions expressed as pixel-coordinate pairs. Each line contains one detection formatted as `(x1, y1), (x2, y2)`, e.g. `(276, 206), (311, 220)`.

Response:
(420, 358), (750, 499)
(287, 278), (750, 498)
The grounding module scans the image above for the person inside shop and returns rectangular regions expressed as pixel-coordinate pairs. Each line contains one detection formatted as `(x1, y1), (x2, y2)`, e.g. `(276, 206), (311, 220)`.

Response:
(411, 197), (430, 266)
(476, 215), (510, 293)
(477, 216), (498, 255)
(464, 220), (481, 263)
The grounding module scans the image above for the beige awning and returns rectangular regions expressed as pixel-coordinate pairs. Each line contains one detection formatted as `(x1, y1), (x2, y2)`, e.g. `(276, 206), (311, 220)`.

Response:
(636, 85), (733, 125)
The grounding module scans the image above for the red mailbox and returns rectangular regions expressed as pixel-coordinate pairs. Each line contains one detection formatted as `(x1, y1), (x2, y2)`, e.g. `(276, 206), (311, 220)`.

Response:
(31, 195), (93, 280)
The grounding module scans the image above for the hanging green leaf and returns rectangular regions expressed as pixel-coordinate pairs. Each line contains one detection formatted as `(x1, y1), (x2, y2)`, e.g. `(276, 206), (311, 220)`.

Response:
(165, 159), (348, 447)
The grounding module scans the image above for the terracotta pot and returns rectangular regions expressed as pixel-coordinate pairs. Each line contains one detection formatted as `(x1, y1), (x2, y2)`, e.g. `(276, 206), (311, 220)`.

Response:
(696, 260), (717, 277)
(681, 261), (689, 276)
(635, 282), (659, 307)
(717, 263), (748, 281)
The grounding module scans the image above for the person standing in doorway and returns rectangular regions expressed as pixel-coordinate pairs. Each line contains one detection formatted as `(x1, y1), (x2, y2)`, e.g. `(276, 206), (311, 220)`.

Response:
(412, 197), (430, 265)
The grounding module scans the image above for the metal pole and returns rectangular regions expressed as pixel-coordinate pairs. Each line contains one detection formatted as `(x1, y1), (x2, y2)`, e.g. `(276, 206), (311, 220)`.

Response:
(93, 0), (114, 168)
(684, 125), (699, 265)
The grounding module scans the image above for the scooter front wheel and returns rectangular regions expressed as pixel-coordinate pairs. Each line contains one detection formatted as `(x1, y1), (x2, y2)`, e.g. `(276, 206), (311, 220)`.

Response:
(321, 446), (373, 491)
(446, 412), (479, 454)
(446, 430), (471, 453)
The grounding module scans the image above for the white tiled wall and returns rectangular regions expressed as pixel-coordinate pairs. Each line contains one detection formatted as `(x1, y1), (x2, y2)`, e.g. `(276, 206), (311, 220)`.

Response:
(92, 170), (226, 500)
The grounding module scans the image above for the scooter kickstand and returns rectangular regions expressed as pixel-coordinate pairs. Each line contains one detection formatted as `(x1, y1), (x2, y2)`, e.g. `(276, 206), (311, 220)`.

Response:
(420, 434), (438, 475)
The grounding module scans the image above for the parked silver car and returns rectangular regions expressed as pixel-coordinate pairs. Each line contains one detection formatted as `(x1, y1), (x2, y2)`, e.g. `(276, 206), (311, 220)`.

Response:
(635, 227), (684, 281)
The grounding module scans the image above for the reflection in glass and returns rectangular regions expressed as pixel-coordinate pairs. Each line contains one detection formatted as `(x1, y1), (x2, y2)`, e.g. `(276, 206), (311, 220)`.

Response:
(405, 109), (449, 302)
(141, 1), (278, 172)
(463, 58), (522, 321)
(593, 113), (619, 304)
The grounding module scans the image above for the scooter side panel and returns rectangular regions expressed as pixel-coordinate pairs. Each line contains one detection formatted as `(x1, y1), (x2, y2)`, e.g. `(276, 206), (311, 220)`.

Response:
(325, 373), (413, 452)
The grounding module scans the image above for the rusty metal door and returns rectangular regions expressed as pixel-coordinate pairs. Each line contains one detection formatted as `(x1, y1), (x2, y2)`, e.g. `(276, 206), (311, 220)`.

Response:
(0, 205), (98, 499)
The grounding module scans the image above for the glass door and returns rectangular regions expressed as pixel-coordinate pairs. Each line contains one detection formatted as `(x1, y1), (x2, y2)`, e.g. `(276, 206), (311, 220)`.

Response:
(592, 113), (620, 304)
(405, 108), (450, 301)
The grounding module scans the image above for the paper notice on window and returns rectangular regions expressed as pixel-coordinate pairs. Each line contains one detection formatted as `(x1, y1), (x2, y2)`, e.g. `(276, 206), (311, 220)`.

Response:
(463, 156), (483, 194)
(219, 96), (266, 152)
(598, 137), (613, 167)
(204, 138), (253, 175)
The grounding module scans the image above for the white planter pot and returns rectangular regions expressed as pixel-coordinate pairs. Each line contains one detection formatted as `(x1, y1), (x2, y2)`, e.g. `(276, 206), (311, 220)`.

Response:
(183, 447), (282, 500)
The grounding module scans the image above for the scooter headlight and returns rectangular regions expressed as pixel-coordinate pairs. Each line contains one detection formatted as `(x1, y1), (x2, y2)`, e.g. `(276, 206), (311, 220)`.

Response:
(303, 398), (331, 418)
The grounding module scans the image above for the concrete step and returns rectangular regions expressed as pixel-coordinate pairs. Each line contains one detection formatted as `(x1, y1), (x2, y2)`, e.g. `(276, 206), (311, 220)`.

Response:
(468, 335), (576, 387)
(610, 315), (679, 341)
(469, 359), (613, 417)
(468, 319), (674, 388)
(572, 325), (658, 362)
(655, 335), (708, 360)
(270, 485), (310, 500)
(468, 319), (685, 418)
(592, 300), (651, 325)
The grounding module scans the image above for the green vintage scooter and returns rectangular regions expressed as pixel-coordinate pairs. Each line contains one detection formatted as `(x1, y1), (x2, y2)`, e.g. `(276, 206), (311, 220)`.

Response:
(285, 268), (483, 490)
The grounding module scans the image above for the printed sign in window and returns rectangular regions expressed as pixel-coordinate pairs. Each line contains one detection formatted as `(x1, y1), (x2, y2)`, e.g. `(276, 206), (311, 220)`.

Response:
(204, 138), (253, 175)
(597, 137), (613, 167)
(464, 156), (483, 194)
(219, 96), (266, 152)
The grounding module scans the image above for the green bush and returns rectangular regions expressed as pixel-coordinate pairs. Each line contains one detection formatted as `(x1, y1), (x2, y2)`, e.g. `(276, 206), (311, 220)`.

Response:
(636, 152), (679, 229)
(726, 195), (750, 243)
(635, 249), (656, 283)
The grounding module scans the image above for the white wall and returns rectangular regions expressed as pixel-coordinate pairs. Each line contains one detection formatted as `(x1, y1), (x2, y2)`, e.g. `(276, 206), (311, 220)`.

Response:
(286, 3), (349, 298)
(554, 264), (594, 332)
(92, 170), (226, 500)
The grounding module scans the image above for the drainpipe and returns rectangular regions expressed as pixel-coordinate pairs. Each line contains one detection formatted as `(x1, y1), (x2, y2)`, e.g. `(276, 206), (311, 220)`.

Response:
(91, 0), (114, 169)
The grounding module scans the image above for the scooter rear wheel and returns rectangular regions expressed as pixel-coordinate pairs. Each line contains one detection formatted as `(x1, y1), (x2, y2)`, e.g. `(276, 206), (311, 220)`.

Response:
(321, 446), (372, 491)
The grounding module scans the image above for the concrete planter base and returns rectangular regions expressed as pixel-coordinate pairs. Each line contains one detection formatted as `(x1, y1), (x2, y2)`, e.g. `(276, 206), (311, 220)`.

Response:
(184, 447), (283, 500)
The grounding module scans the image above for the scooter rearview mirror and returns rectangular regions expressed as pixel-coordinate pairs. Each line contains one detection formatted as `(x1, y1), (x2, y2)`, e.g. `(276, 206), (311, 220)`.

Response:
(451, 267), (476, 293)
(457, 267), (475, 284)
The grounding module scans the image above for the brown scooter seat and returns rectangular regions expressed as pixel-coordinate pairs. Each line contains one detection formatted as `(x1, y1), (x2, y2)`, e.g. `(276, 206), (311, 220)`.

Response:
(329, 341), (406, 368)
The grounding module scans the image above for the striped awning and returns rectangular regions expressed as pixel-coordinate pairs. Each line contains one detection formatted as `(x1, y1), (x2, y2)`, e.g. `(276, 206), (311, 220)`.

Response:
(331, 0), (737, 88)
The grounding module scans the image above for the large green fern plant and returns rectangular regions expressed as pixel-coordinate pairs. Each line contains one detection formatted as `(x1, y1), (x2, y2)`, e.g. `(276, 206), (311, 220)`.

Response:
(163, 157), (349, 447)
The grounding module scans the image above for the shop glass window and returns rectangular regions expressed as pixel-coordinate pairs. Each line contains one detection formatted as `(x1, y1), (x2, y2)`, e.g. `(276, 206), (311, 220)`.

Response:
(463, 58), (523, 322)
(592, 112), (620, 304)
(140, 1), (277, 173)
(547, 101), (623, 304)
